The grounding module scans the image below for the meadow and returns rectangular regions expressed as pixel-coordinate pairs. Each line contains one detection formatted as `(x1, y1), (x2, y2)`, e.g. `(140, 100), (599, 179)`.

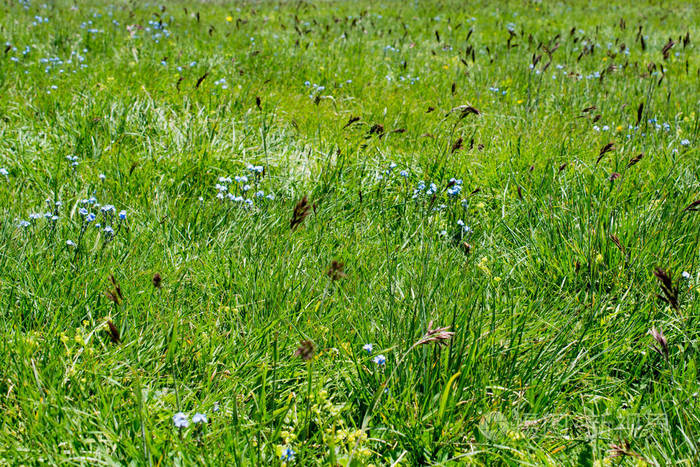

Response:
(0, 0), (698, 464)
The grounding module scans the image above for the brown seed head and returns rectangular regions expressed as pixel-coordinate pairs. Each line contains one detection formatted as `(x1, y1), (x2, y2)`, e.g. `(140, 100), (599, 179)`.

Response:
(294, 339), (315, 361)
(416, 321), (454, 347)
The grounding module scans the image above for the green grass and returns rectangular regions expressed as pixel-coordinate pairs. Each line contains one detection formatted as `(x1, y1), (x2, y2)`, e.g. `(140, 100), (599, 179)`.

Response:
(0, 0), (698, 464)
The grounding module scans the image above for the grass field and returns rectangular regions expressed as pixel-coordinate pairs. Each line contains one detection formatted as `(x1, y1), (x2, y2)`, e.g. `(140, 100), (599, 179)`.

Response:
(1, 0), (698, 464)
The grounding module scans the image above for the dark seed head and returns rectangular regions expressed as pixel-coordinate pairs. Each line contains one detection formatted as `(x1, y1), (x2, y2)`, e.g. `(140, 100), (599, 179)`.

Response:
(294, 339), (315, 361)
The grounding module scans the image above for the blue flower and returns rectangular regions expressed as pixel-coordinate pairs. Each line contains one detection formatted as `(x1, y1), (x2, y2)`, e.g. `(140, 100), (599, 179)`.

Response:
(103, 226), (114, 235)
(192, 413), (208, 424)
(0, 168), (8, 176)
(399, 170), (409, 177)
(447, 185), (462, 197)
(118, 210), (126, 220)
(373, 354), (386, 366)
(18, 220), (30, 227)
(86, 213), (96, 223)
(66, 240), (76, 247)
(79, 208), (88, 216)
(173, 412), (189, 428)
(457, 219), (472, 234)
(680, 139), (690, 146)
(281, 447), (295, 462)
(363, 343), (373, 354)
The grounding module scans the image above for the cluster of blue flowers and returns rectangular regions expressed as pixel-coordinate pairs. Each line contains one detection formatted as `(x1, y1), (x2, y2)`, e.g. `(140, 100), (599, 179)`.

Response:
(363, 343), (386, 366)
(411, 181), (437, 198)
(214, 164), (274, 206)
(213, 77), (228, 89)
(304, 81), (325, 99)
(172, 411), (208, 429)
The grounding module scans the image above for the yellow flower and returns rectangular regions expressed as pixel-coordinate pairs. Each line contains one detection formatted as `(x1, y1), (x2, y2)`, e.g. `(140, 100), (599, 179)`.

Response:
(225, 16), (233, 22)
(517, 99), (524, 104)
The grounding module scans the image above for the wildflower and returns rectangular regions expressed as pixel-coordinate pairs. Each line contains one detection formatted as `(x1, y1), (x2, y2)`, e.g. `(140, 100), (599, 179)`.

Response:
(213, 402), (220, 412)
(66, 240), (76, 247)
(363, 343), (373, 354)
(457, 219), (472, 234)
(86, 213), (96, 223)
(173, 412), (189, 428)
(447, 185), (462, 197)
(99, 173), (106, 180)
(79, 207), (88, 216)
(0, 168), (8, 176)
(255, 190), (265, 198)
(680, 139), (690, 146)
(192, 413), (208, 424)
(682, 271), (691, 280)
(399, 170), (408, 177)
(103, 226), (114, 235)
(118, 210), (126, 220)
(373, 354), (386, 366)
(18, 220), (31, 227)
(280, 447), (295, 462)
